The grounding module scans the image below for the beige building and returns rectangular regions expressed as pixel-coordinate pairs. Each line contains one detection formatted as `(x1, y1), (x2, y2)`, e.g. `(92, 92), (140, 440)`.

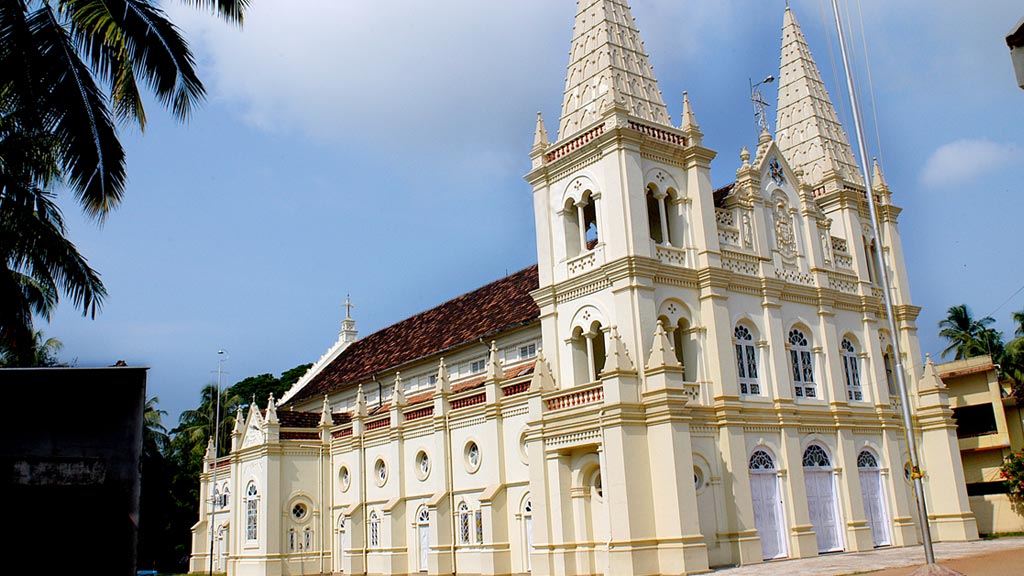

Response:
(190, 2), (978, 575)
(937, 355), (1024, 535)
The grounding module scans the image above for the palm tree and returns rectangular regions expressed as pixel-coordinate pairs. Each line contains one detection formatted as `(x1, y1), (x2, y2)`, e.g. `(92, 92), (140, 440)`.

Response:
(0, 182), (105, 364)
(0, 0), (249, 220)
(174, 383), (242, 460)
(143, 396), (169, 460)
(938, 304), (996, 360)
(1013, 308), (1024, 339)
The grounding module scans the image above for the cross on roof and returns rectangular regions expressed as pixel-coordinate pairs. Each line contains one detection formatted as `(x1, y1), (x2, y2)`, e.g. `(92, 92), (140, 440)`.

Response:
(343, 294), (354, 319)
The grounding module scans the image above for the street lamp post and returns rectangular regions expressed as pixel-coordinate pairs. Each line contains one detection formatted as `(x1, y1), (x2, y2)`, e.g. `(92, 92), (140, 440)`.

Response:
(208, 349), (227, 574)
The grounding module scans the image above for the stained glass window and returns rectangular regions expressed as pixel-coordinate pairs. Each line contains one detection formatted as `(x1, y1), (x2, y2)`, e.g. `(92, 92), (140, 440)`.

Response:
(735, 325), (760, 395)
(749, 450), (775, 470)
(802, 445), (831, 468)
(246, 482), (259, 541)
(857, 450), (879, 468)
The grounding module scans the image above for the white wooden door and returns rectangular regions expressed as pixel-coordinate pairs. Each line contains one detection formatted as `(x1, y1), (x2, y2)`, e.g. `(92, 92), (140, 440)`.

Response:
(859, 468), (891, 547)
(750, 471), (787, 559)
(525, 515), (533, 571)
(806, 470), (843, 552)
(337, 520), (347, 573)
(418, 523), (429, 572)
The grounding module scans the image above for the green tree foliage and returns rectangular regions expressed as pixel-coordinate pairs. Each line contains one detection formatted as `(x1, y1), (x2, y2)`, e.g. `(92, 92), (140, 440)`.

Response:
(938, 304), (996, 360)
(0, 329), (66, 366)
(938, 305), (1024, 400)
(1000, 451), (1024, 514)
(1, 0), (248, 363)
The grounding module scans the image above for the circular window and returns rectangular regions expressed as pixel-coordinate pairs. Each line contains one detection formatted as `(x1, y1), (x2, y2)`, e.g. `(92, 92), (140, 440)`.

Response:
(416, 450), (431, 480)
(339, 466), (351, 492)
(904, 462), (913, 483)
(518, 430), (529, 464)
(465, 441), (481, 473)
(694, 466), (704, 491)
(292, 503), (308, 521)
(375, 459), (388, 486)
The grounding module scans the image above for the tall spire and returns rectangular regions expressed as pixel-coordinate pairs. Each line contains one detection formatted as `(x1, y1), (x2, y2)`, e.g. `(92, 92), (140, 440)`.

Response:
(774, 6), (863, 188)
(558, 0), (670, 140)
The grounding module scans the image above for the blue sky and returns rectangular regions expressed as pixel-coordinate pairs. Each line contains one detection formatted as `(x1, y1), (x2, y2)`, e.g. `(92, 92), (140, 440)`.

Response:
(46, 0), (1024, 423)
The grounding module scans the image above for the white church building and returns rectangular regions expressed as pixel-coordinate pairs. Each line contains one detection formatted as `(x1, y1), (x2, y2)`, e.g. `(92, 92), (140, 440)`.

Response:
(190, 2), (978, 575)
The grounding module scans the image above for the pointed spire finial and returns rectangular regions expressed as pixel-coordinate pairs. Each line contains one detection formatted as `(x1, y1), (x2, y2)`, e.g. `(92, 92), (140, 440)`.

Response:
(205, 436), (215, 460)
(233, 405), (245, 434)
(319, 395), (333, 427)
(485, 341), (505, 381)
(740, 146), (751, 167)
(355, 383), (367, 417)
(393, 372), (407, 407)
(533, 112), (549, 149)
(872, 157), (888, 189)
(265, 393), (278, 424)
(602, 326), (635, 374)
(436, 357), (451, 395)
(647, 320), (682, 370)
(681, 91), (699, 131)
(529, 349), (555, 392)
(339, 295), (358, 343)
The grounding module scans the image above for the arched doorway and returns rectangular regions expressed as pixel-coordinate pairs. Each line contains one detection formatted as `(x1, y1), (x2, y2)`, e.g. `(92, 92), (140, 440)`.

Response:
(336, 516), (347, 572)
(417, 507), (430, 573)
(803, 445), (843, 553)
(857, 450), (891, 547)
(215, 524), (228, 571)
(749, 449), (787, 559)
(523, 496), (534, 572)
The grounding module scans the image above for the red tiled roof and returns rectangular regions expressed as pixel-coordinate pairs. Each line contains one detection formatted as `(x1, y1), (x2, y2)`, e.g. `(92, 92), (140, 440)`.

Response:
(267, 409), (351, 428)
(290, 266), (540, 404)
(713, 182), (735, 207)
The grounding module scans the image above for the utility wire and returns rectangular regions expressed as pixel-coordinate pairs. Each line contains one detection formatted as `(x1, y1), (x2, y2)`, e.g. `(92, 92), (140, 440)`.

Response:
(855, 0), (886, 170)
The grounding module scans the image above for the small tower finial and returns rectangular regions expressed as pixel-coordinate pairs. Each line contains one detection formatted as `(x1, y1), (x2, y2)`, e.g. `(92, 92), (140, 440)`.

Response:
(533, 112), (550, 149)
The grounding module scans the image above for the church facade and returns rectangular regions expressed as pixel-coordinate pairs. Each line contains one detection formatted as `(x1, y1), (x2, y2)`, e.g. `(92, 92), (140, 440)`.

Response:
(190, 2), (978, 575)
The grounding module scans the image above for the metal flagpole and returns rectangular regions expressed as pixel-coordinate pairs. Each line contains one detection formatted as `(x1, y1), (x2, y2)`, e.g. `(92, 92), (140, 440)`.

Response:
(828, 0), (941, 569)
(208, 349), (227, 574)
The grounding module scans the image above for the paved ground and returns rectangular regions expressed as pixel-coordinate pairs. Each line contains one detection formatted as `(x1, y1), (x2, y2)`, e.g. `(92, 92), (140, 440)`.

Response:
(711, 537), (1024, 576)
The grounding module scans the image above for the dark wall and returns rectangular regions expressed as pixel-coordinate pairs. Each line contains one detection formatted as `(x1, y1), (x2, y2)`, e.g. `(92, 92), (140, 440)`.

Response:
(0, 367), (147, 575)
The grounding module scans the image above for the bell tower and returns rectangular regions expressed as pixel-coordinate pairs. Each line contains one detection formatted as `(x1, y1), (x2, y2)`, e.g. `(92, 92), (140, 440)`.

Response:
(526, 0), (719, 392)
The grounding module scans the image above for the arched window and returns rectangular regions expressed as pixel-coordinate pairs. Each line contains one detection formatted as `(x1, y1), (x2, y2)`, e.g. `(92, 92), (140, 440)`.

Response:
(304, 527), (313, 551)
(221, 483), (230, 507)
(369, 511), (380, 548)
(564, 191), (600, 258)
(802, 445), (831, 468)
(245, 482), (259, 541)
(570, 321), (606, 385)
(646, 184), (672, 245)
(789, 328), (816, 398)
(857, 450), (879, 469)
(458, 502), (471, 545)
(841, 338), (863, 401)
(883, 346), (897, 396)
(749, 450), (776, 470)
(863, 237), (880, 284)
(418, 507), (430, 524)
(734, 324), (759, 395)
(670, 317), (691, 380)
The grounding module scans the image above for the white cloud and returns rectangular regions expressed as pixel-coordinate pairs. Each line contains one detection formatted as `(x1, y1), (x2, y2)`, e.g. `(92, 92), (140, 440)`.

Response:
(919, 139), (1019, 188)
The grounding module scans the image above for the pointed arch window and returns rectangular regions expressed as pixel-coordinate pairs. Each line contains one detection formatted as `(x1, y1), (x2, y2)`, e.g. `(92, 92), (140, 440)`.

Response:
(458, 502), (471, 545)
(857, 450), (879, 469)
(245, 482), (259, 541)
(369, 511), (380, 548)
(883, 346), (897, 396)
(734, 324), (760, 395)
(749, 449), (776, 470)
(802, 445), (831, 468)
(789, 329), (816, 398)
(841, 338), (863, 401)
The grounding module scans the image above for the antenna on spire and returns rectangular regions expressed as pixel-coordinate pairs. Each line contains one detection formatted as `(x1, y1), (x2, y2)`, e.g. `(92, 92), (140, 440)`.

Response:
(750, 75), (776, 134)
